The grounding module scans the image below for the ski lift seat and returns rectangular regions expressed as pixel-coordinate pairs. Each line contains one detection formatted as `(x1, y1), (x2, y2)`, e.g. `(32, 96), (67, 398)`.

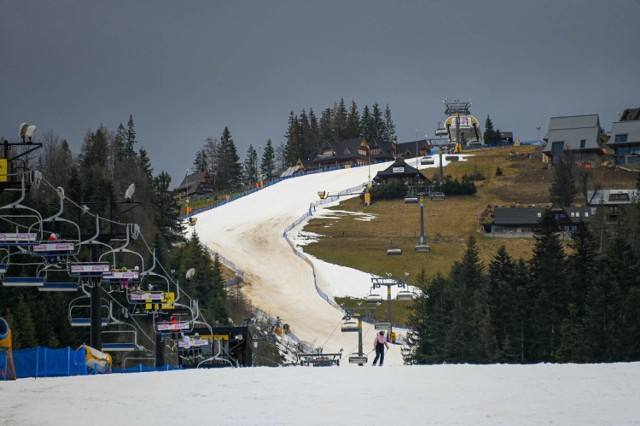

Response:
(341, 319), (358, 332)
(2, 276), (44, 287)
(404, 196), (418, 203)
(348, 354), (368, 364)
(102, 342), (137, 352)
(70, 317), (109, 327)
(366, 293), (383, 304)
(0, 232), (38, 247)
(421, 156), (435, 165)
(387, 247), (402, 256)
(374, 322), (391, 330)
(396, 290), (414, 301)
(39, 281), (78, 292)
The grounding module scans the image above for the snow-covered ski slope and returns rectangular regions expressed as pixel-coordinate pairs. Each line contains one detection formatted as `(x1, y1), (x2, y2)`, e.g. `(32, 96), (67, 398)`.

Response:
(193, 159), (436, 366)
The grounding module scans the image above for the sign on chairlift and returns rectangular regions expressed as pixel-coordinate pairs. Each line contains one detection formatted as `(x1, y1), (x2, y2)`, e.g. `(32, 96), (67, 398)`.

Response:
(103, 270), (140, 280)
(32, 242), (75, 252)
(129, 291), (165, 302)
(157, 321), (190, 332)
(178, 337), (209, 349)
(0, 233), (37, 242)
(70, 263), (111, 274)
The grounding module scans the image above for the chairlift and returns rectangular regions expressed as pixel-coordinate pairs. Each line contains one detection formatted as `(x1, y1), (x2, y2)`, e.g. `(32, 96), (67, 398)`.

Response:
(386, 240), (402, 256)
(365, 292), (383, 304)
(374, 321), (391, 330)
(396, 289), (414, 301)
(421, 156), (435, 165)
(404, 187), (419, 204)
(340, 316), (359, 332)
(348, 354), (368, 365)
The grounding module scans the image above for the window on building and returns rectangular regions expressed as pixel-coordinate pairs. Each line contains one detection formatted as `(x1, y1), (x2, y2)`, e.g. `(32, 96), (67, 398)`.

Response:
(551, 141), (564, 155)
(615, 134), (628, 143)
(580, 139), (586, 148)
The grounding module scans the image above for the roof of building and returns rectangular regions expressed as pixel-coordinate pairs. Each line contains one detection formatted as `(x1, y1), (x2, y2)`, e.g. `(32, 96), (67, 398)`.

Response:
(620, 107), (640, 121)
(373, 159), (423, 180)
(543, 115), (603, 153)
(175, 171), (210, 193)
(586, 189), (638, 205)
(492, 206), (592, 225)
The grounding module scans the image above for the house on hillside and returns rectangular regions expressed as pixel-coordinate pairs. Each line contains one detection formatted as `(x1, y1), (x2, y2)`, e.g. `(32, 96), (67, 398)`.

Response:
(312, 137), (396, 168)
(586, 188), (639, 224)
(542, 115), (606, 166)
(174, 170), (215, 198)
(280, 159), (307, 177)
(486, 205), (592, 238)
(372, 159), (424, 185)
(606, 107), (640, 166)
(396, 140), (431, 159)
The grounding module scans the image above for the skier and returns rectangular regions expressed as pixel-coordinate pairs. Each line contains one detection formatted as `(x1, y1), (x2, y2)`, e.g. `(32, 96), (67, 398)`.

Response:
(372, 330), (389, 366)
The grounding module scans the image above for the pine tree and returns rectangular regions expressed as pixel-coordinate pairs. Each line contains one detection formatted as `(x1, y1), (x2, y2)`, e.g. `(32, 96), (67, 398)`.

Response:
(284, 111), (302, 165)
(14, 295), (37, 349)
(153, 171), (184, 244)
(487, 245), (519, 361)
(383, 104), (397, 145)
(371, 103), (386, 142)
(549, 153), (577, 207)
(260, 139), (276, 180)
(334, 98), (348, 140)
(243, 145), (258, 186)
(124, 114), (137, 159)
(484, 115), (498, 144)
(528, 209), (568, 361)
(193, 148), (208, 172)
(215, 127), (242, 191)
(319, 108), (334, 142)
(346, 101), (361, 139)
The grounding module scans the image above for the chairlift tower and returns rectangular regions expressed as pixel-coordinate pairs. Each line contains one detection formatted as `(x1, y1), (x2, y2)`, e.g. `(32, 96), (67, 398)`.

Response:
(415, 195), (430, 252)
(371, 273), (413, 343)
(342, 304), (377, 366)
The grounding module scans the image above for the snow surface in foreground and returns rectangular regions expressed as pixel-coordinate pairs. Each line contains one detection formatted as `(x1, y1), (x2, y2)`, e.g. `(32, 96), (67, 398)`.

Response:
(3, 363), (639, 425)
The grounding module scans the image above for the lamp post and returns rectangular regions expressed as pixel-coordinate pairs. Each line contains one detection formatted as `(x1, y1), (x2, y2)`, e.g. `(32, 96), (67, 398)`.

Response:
(536, 126), (541, 143)
(414, 129), (420, 168)
(415, 194), (430, 252)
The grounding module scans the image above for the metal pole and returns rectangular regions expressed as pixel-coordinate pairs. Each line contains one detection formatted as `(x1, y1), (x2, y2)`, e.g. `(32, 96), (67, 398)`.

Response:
(155, 332), (164, 367)
(419, 198), (425, 244)
(89, 244), (102, 350)
(387, 285), (392, 340)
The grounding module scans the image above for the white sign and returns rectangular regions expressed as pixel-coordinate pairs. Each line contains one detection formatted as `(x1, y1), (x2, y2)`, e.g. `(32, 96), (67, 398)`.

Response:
(70, 263), (111, 273)
(33, 242), (75, 252)
(392, 167), (405, 173)
(129, 292), (165, 301)
(0, 233), (37, 241)
(104, 271), (140, 280)
(157, 322), (190, 331)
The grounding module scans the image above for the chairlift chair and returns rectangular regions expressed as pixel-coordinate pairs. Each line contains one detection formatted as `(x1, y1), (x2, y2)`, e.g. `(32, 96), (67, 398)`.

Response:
(374, 321), (391, 330)
(396, 289), (414, 301)
(421, 156), (435, 165)
(340, 317), (359, 332)
(365, 292), (383, 304)
(348, 354), (368, 365)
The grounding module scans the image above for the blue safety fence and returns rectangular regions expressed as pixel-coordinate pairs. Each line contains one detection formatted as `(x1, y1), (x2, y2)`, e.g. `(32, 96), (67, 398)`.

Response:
(13, 346), (88, 378)
(113, 363), (181, 374)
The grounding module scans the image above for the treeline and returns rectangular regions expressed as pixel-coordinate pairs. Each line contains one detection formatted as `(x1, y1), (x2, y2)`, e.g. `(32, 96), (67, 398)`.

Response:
(404, 197), (640, 364)
(0, 116), (244, 349)
(190, 98), (398, 192)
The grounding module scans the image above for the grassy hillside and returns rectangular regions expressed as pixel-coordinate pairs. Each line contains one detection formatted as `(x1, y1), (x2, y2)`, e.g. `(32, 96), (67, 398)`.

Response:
(303, 145), (637, 282)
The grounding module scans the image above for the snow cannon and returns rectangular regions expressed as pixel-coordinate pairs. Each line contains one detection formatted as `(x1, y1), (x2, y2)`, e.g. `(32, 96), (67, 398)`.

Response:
(0, 317), (11, 349)
(81, 344), (112, 374)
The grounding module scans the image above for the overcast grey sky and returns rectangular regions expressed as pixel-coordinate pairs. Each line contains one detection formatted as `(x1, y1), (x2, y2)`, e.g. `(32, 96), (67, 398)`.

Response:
(2, 0), (639, 185)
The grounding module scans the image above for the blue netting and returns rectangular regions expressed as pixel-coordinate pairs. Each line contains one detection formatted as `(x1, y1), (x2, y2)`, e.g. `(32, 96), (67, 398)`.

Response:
(0, 350), (5, 369)
(13, 346), (87, 378)
(113, 363), (181, 374)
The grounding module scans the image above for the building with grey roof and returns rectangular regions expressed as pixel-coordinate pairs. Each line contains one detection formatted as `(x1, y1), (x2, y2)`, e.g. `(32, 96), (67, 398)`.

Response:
(606, 107), (640, 166)
(542, 114), (605, 165)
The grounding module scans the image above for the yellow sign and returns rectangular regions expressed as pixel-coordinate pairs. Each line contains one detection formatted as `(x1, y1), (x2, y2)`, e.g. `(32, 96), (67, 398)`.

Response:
(0, 159), (7, 183)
